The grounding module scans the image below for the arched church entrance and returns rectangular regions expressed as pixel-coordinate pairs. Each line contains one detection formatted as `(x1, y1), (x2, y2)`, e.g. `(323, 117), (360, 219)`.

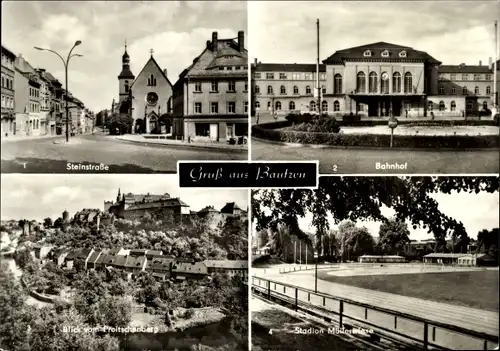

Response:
(135, 118), (146, 134)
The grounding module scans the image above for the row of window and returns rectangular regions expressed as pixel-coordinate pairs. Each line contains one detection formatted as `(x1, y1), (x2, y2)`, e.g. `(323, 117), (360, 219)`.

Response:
(1, 74), (14, 89)
(26, 119), (40, 130)
(428, 100), (488, 111)
(1, 95), (14, 109)
(356, 71), (414, 94)
(29, 87), (40, 98)
(216, 66), (246, 71)
(255, 100), (338, 112)
(440, 73), (492, 81)
(193, 101), (248, 114)
(1, 53), (15, 70)
(194, 81), (248, 93)
(438, 86), (491, 96)
(254, 72), (327, 81)
(255, 84), (326, 96)
(29, 102), (40, 113)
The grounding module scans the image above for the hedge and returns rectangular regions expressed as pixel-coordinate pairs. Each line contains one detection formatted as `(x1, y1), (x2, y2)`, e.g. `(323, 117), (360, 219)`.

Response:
(338, 119), (499, 127)
(252, 123), (500, 149)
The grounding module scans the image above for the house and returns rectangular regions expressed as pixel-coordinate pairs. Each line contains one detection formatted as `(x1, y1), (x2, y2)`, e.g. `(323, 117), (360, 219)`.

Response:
(423, 253), (465, 265)
(86, 250), (103, 270)
(31, 245), (53, 264)
(457, 254), (498, 267)
(146, 256), (174, 281)
(220, 202), (246, 217)
(204, 260), (248, 279)
(358, 255), (406, 263)
(171, 261), (207, 281)
(64, 248), (94, 270)
(51, 248), (70, 267)
(124, 255), (147, 273)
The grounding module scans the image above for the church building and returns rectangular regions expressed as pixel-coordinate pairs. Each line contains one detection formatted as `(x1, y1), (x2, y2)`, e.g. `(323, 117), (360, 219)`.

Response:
(117, 43), (174, 135)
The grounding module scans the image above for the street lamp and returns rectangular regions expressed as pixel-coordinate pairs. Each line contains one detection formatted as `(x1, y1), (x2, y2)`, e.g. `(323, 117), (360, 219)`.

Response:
(35, 40), (83, 142)
(314, 250), (319, 293)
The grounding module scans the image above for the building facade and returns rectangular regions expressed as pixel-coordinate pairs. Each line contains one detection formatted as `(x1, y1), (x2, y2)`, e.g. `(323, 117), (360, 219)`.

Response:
(14, 55), (41, 136)
(252, 42), (498, 118)
(173, 31), (248, 141)
(1, 46), (16, 137)
(35, 69), (52, 136)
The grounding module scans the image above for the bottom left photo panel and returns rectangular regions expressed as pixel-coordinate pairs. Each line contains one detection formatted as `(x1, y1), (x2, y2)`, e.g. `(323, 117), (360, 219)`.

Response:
(0, 174), (249, 351)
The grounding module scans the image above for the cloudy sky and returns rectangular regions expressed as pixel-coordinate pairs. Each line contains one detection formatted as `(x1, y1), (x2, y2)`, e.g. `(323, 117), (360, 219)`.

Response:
(249, 1), (499, 66)
(1, 1), (247, 112)
(1, 174), (248, 222)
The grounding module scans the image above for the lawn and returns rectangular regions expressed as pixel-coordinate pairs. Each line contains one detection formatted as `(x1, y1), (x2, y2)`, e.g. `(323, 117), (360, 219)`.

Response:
(317, 270), (499, 312)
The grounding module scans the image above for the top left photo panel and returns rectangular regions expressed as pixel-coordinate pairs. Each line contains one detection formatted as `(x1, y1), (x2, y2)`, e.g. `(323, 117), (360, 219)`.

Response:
(1, 1), (249, 174)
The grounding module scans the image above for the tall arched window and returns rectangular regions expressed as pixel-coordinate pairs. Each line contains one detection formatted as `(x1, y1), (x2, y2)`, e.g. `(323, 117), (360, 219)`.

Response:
(267, 85), (273, 94)
(439, 86), (444, 95)
(392, 72), (401, 93)
(462, 86), (468, 95)
(451, 87), (456, 95)
(289, 101), (295, 110)
(439, 101), (445, 111)
(275, 101), (282, 110)
(450, 101), (456, 111)
(474, 86), (479, 95)
(368, 72), (378, 93)
(356, 72), (366, 93)
(306, 86), (311, 94)
(280, 85), (286, 94)
(293, 86), (299, 94)
(483, 101), (488, 110)
(404, 72), (412, 93)
(381, 72), (389, 94)
(334, 74), (342, 94)
(148, 74), (156, 86)
(309, 100), (316, 112)
(255, 85), (260, 94)
(125, 80), (129, 93)
(321, 101), (328, 112)
(486, 86), (491, 95)
(333, 100), (340, 112)
(255, 101), (260, 109)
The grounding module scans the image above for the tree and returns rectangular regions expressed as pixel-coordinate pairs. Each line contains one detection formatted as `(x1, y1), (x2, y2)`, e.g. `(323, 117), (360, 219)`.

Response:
(378, 218), (411, 255)
(106, 112), (133, 135)
(335, 221), (375, 261)
(43, 218), (53, 228)
(477, 228), (499, 257)
(253, 177), (499, 249)
(53, 217), (64, 229)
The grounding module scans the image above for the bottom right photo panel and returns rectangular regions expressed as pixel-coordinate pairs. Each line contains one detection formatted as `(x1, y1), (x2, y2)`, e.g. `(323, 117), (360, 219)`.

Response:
(250, 176), (499, 351)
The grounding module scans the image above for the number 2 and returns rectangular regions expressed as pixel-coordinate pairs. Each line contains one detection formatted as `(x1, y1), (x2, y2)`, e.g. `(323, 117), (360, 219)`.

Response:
(332, 165), (338, 172)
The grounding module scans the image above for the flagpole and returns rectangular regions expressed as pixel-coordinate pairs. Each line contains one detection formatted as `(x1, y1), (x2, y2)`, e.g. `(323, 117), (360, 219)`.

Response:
(494, 21), (498, 111)
(316, 19), (321, 115)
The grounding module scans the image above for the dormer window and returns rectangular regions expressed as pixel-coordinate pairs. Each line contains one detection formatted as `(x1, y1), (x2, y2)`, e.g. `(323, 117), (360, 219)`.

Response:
(381, 50), (390, 57)
(363, 50), (372, 57)
(399, 51), (407, 58)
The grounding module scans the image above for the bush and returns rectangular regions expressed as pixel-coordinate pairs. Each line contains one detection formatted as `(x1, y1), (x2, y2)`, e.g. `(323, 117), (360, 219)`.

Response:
(342, 114), (362, 123)
(494, 114), (500, 126)
(290, 117), (340, 133)
(479, 109), (492, 117)
(285, 113), (316, 124)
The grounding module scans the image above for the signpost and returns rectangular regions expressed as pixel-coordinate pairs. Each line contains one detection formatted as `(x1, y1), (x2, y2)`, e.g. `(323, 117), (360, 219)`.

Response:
(388, 116), (399, 148)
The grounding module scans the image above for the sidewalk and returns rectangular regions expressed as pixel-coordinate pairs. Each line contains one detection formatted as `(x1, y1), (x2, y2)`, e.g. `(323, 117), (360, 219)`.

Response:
(1, 134), (64, 143)
(115, 134), (248, 152)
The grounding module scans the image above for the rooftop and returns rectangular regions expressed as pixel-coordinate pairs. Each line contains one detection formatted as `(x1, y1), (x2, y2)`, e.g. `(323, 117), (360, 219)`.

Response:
(253, 62), (326, 73)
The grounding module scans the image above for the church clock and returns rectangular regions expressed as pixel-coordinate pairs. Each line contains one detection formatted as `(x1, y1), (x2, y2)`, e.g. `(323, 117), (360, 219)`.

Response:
(146, 92), (159, 106)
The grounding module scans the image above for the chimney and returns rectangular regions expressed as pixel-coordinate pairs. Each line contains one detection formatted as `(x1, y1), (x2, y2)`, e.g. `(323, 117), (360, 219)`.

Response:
(212, 32), (218, 52)
(206, 40), (210, 49)
(489, 57), (493, 69)
(163, 69), (167, 77)
(479, 60), (482, 66)
(254, 58), (257, 66)
(238, 30), (244, 52)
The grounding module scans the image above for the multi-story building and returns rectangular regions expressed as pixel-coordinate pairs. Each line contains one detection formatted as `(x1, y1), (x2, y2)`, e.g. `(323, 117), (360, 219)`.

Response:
(1, 45), (16, 137)
(173, 31), (248, 141)
(41, 71), (63, 135)
(35, 69), (52, 135)
(253, 41), (498, 119)
(65, 94), (84, 134)
(14, 55), (41, 136)
(251, 60), (327, 118)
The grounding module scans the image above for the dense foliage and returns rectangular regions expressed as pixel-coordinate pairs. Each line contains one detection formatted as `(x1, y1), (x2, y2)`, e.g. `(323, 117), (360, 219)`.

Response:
(289, 116), (341, 133)
(106, 113), (133, 135)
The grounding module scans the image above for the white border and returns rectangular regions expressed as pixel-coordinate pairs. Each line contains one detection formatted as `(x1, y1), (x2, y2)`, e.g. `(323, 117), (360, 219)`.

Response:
(320, 173), (499, 177)
(176, 160), (320, 189)
(247, 187), (252, 351)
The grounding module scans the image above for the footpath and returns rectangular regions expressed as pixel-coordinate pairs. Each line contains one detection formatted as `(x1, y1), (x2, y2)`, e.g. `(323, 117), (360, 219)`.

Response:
(115, 134), (248, 152)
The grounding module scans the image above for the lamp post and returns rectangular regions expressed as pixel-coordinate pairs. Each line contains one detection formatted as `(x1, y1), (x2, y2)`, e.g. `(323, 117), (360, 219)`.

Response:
(35, 41), (83, 142)
(314, 250), (319, 293)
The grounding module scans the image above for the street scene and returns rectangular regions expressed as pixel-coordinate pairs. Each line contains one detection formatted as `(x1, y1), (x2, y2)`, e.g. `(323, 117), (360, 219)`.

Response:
(249, 1), (500, 174)
(1, 1), (248, 173)
(251, 176), (499, 350)
(1, 174), (249, 351)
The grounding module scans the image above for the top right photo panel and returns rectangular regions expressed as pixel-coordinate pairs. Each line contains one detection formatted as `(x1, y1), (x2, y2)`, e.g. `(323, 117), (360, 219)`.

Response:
(249, 1), (500, 174)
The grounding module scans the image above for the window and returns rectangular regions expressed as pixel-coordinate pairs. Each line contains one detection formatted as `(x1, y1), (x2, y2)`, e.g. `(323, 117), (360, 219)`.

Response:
(332, 74), (342, 94)
(279, 73), (287, 80)
(194, 102), (202, 113)
(392, 72), (401, 93)
(289, 101), (295, 110)
(357, 72), (366, 93)
(255, 85), (260, 94)
(381, 50), (389, 57)
(467, 100), (473, 110)
(228, 102), (236, 113)
(194, 82), (202, 92)
(305, 86), (311, 94)
(363, 50), (372, 57)
(280, 85), (286, 95)
(244, 101), (248, 113)
(474, 86), (479, 95)
(320, 73), (327, 80)
(485, 74), (491, 81)
(255, 101), (260, 109)
(293, 86), (299, 94)
(399, 51), (407, 57)
(404, 72), (413, 93)
(428, 101), (433, 111)
(474, 74), (481, 81)
(486, 86), (491, 94)
(244, 82), (248, 91)
(254, 73), (261, 79)
(462, 74), (468, 81)
(219, 67), (224, 71)
(322, 85), (326, 94)
(369, 72), (378, 93)
(450, 74), (456, 80)
(124, 80), (129, 93)
(267, 85), (273, 94)
(309, 101), (316, 112)
(266, 73), (274, 80)
(148, 74), (157, 86)
(211, 80), (218, 92)
(451, 87), (456, 95)
(195, 123), (210, 136)
(275, 101), (281, 110)
(292, 73), (301, 80)
(267, 101), (271, 110)
(305, 73), (313, 80)
(451, 101), (456, 111)
(439, 86), (444, 94)
(211, 102), (218, 114)
(228, 81), (236, 92)
(1, 76), (4, 87)
(462, 86), (468, 95)
(322, 100), (328, 112)
(439, 101), (445, 111)
(381, 72), (389, 94)
(333, 100), (340, 111)
(482, 101), (488, 110)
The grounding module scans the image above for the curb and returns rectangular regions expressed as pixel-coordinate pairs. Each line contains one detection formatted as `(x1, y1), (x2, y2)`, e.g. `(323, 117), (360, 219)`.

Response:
(115, 137), (248, 153)
(251, 136), (500, 152)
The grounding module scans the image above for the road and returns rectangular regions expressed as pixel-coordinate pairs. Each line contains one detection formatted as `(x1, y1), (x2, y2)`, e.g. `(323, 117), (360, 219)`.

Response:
(1, 134), (246, 173)
(251, 138), (500, 174)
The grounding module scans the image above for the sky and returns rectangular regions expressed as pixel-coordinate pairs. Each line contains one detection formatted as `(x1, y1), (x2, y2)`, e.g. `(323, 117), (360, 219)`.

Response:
(249, 1), (499, 66)
(1, 174), (248, 222)
(1, 1), (247, 113)
(252, 189), (499, 241)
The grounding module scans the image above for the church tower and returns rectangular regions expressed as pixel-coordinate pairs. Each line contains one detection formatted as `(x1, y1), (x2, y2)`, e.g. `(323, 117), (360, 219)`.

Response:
(118, 40), (135, 105)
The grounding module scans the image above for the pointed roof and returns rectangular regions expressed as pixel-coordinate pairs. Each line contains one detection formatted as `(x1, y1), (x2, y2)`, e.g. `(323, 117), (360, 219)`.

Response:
(220, 202), (242, 214)
(323, 41), (441, 65)
(130, 55), (173, 88)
